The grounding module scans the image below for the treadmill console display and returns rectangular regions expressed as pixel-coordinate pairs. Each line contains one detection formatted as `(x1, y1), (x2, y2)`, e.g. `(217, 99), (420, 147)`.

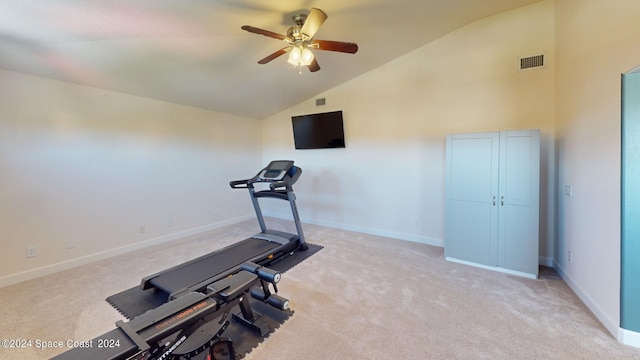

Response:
(257, 161), (293, 181)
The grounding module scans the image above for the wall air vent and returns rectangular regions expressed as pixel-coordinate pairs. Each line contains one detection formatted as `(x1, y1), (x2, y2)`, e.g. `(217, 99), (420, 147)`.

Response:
(520, 54), (545, 70)
(316, 98), (326, 106)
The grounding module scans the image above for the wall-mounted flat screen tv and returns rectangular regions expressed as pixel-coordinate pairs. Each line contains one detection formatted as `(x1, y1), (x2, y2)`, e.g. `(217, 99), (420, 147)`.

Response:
(291, 110), (345, 149)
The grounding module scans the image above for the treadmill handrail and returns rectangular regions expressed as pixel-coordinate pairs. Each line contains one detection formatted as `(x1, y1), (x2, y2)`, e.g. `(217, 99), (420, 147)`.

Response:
(270, 166), (301, 191)
(229, 166), (301, 192)
(230, 178), (252, 189)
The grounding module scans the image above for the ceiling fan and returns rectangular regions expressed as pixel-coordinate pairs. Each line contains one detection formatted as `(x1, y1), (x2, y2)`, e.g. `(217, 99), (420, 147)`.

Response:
(241, 8), (358, 73)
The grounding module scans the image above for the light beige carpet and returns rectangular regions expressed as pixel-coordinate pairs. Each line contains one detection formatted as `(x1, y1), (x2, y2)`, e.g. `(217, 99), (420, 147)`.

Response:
(1, 218), (639, 360)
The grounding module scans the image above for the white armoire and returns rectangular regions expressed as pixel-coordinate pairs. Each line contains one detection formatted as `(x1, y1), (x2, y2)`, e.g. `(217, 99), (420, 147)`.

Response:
(444, 130), (540, 278)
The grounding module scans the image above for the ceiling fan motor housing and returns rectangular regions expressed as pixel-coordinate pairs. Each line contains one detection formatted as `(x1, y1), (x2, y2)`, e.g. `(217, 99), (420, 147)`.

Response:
(293, 13), (307, 26)
(286, 26), (304, 42)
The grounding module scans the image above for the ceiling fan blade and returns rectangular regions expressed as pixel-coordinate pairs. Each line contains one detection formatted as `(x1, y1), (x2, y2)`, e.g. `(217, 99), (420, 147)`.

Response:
(258, 47), (291, 64)
(300, 8), (327, 39)
(241, 25), (286, 41)
(308, 58), (320, 72)
(313, 39), (359, 54)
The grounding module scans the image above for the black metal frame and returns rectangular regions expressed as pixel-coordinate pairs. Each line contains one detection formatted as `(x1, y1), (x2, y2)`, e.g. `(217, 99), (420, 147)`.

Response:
(52, 263), (287, 360)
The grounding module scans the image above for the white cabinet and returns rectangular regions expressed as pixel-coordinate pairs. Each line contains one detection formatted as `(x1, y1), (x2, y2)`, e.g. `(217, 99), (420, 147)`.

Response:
(444, 130), (540, 278)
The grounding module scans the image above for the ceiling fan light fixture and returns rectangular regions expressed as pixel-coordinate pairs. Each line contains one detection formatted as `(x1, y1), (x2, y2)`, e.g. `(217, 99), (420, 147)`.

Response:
(301, 48), (314, 66)
(287, 46), (301, 66)
(287, 46), (314, 69)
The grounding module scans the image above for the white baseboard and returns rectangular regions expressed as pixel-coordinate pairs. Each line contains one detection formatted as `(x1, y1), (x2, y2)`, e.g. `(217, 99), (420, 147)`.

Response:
(265, 213), (561, 269)
(445, 256), (538, 279)
(619, 328), (640, 348)
(538, 256), (555, 268)
(0, 215), (253, 288)
(555, 265), (620, 341)
(264, 212), (444, 248)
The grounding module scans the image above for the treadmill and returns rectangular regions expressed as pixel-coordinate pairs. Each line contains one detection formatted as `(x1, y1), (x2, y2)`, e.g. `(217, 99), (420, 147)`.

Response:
(141, 160), (308, 300)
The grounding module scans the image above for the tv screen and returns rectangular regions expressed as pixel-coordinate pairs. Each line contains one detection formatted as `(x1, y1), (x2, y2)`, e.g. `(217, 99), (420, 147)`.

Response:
(292, 110), (345, 149)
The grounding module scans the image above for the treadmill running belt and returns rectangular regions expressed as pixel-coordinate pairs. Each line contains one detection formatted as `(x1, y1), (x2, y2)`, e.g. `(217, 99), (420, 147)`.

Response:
(149, 238), (280, 294)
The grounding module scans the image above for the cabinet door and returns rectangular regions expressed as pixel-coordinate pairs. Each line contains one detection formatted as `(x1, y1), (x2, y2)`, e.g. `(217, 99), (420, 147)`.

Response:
(497, 130), (540, 276)
(445, 132), (499, 266)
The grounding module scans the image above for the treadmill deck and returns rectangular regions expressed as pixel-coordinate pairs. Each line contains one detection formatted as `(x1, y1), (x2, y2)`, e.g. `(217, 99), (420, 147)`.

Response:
(149, 238), (281, 295)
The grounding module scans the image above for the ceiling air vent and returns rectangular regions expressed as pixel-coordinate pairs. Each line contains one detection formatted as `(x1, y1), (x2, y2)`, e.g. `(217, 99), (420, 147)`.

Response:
(520, 54), (544, 70)
(316, 98), (326, 106)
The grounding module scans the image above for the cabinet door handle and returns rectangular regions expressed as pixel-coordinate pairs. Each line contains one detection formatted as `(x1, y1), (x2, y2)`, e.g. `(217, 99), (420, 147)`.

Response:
(492, 196), (496, 206)
(501, 196), (504, 206)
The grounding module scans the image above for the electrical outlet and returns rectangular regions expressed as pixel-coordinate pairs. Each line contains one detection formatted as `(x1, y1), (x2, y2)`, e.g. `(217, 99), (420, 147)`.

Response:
(568, 251), (573, 262)
(26, 246), (37, 258)
(139, 225), (146, 233)
(166, 212), (173, 227)
(65, 239), (75, 250)
(212, 208), (219, 216)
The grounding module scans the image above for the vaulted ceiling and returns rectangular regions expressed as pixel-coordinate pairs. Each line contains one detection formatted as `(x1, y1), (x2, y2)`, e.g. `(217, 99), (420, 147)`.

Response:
(0, 0), (540, 119)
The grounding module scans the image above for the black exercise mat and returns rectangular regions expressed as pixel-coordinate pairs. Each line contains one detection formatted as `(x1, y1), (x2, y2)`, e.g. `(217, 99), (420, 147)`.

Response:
(106, 286), (169, 319)
(106, 243), (322, 319)
(176, 301), (293, 360)
(267, 242), (322, 273)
